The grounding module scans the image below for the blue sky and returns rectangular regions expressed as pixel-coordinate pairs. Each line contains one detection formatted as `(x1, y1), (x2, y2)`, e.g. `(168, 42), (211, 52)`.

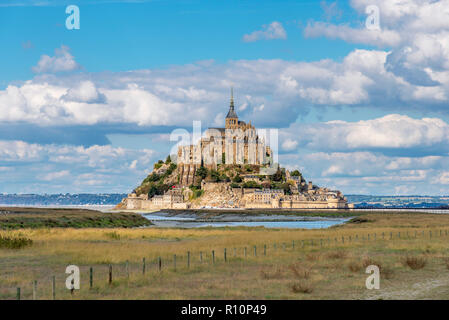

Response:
(1, 0), (449, 195)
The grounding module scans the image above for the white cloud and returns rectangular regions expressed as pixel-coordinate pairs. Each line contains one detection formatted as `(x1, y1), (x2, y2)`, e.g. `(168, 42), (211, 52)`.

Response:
(281, 138), (298, 151)
(243, 21), (287, 42)
(0, 140), (157, 193)
(39, 170), (70, 181)
(32, 45), (80, 73)
(281, 114), (449, 152)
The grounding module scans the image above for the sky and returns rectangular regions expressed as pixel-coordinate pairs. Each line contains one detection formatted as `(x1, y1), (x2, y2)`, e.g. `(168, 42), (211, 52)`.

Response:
(1, 0), (449, 195)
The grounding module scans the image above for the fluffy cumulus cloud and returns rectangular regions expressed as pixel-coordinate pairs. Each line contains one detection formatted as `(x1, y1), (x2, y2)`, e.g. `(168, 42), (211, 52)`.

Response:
(280, 114), (449, 154)
(305, 0), (449, 87)
(243, 21), (287, 42)
(276, 113), (449, 195)
(0, 140), (157, 193)
(32, 45), (81, 73)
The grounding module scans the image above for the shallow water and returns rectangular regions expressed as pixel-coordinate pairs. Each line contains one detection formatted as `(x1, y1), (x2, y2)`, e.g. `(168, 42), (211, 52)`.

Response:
(142, 212), (350, 229)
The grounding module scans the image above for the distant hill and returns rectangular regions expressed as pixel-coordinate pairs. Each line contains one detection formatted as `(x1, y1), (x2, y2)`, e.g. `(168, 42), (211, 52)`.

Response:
(0, 194), (127, 206)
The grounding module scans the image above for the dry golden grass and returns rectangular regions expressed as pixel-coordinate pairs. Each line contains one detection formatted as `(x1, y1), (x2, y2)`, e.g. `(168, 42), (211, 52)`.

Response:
(1, 213), (449, 299)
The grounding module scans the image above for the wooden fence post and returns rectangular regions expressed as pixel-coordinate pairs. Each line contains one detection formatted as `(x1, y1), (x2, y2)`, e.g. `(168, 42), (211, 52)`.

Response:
(212, 250), (215, 264)
(108, 265), (112, 285)
(264, 244), (266, 256)
(292, 240), (295, 249)
(52, 276), (56, 300)
(200, 252), (203, 263)
(224, 248), (227, 262)
(125, 260), (129, 279)
(174, 254), (177, 271)
(32, 280), (37, 300)
(158, 257), (162, 272)
(16, 287), (20, 300)
(89, 267), (93, 289)
(244, 247), (247, 258)
(142, 258), (146, 275)
(187, 251), (190, 268)
(254, 245), (257, 257)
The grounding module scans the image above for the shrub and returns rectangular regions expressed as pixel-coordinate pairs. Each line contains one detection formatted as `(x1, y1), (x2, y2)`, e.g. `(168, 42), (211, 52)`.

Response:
(289, 264), (310, 279)
(348, 261), (362, 273)
(210, 170), (220, 182)
(260, 267), (283, 280)
(306, 252), (321, 261)
(402, 256), (427, 270)
(195, 166), (208, 179)
(326, 250), (347, 260)
(242, 181), (262, 189)
(362, 257), (382, 271)
(0, 235), (33, 249)
(154, 160), (164, 170)
(230, 183), (240, 188)
(291, 170), (301, 177)
(232, 174), (242, 183)
(381, 267), (394, 280)
(291, 280), (314, 294)
(192, 189), (204, 199)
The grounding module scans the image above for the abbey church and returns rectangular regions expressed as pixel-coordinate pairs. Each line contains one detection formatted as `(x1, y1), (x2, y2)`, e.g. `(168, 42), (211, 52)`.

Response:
(176, 88), (273, 186)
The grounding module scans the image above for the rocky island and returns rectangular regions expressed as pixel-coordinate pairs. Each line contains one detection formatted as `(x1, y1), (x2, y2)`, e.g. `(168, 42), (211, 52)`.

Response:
(117, 90), (353, 211)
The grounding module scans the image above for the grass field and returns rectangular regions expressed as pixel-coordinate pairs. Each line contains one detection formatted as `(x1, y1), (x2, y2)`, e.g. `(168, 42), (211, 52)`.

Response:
(0, 207), (150, 229)
(0, 212), (449, 300)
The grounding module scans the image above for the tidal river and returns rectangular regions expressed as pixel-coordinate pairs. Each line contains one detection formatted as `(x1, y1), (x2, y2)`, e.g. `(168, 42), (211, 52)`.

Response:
(141, 211), (350, 229)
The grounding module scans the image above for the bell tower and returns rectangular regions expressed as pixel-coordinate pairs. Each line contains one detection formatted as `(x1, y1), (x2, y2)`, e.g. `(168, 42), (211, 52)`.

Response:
(225, 87), (238, 129)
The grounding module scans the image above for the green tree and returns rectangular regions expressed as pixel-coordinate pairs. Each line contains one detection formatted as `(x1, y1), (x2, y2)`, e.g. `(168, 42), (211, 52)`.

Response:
(291, 170), (301, 177)
(195, 166), (208, 179)
(242, 181), (262, 189)
(210, 170), (220, 182)
(165, 155), (171, 164)
(232, 174), (242, 183)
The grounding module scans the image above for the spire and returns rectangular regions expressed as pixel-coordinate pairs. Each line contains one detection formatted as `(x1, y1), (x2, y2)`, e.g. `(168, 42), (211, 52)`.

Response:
(226, 86), (238, 119)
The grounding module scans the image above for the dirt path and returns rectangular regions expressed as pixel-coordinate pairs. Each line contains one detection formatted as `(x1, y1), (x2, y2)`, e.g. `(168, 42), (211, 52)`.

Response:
(363, 274), (449, 300)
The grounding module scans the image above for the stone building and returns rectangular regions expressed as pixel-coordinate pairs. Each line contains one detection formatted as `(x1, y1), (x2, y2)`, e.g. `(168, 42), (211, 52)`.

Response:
(177, 89), (272, 185)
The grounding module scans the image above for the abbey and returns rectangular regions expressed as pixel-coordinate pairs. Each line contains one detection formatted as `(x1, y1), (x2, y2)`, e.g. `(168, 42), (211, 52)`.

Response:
(119, 89), (353, 210)
(176, 88), (272, 186)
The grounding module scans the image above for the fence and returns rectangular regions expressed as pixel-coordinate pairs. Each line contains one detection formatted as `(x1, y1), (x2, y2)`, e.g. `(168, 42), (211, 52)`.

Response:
(7, 227), (449, 300)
